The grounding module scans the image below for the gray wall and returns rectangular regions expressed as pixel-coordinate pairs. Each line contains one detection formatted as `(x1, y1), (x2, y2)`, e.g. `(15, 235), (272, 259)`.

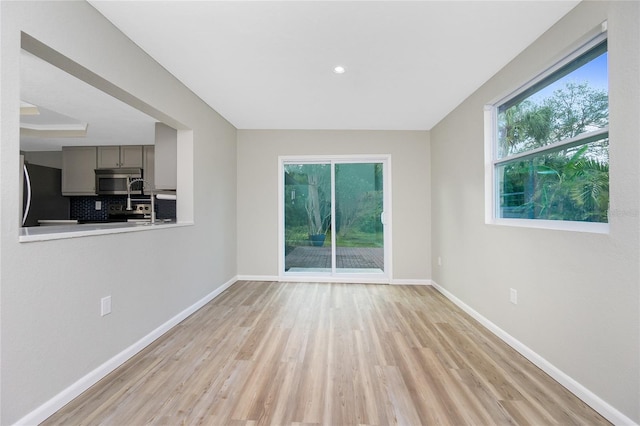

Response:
(430, 1), (639, 422)
(237, 130), (431, 282)
(22, 151), (63, 169)
(1, 2), (237, 424)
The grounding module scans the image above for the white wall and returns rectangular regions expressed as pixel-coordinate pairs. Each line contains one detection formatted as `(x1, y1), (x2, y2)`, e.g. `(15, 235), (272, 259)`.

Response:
(430, 1), (639, 423)
(237, 130), (430, 282)
(1, 2), (237, 424)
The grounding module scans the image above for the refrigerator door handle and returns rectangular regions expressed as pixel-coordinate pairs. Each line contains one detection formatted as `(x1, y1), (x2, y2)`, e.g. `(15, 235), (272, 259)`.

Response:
(22, 164), (32, 226)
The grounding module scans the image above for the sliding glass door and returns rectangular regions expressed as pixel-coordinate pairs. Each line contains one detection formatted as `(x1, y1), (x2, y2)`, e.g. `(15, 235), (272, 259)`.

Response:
(335, 163), (384, 273)
(281, 157), (389, 280)
(283, 163), (332, 272)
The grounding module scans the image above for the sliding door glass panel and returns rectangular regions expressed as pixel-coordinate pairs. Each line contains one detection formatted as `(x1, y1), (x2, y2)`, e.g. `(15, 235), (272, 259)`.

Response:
(284, 163), (332, 273)
(335, 163), (384, 273)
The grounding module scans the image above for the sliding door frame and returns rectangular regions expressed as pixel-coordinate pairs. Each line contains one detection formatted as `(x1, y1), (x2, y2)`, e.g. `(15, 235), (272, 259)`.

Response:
(278, 154), (393, 284)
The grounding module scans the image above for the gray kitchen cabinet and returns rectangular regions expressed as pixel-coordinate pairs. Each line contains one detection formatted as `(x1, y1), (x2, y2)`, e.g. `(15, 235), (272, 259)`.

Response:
(121, 145), (144, 167)
(143, 145), (155, 192)
(97, 145), (143, 168)
(154, 123), (177, 190)
(62, 146), (97, 195)
(96, 146), (120, 168)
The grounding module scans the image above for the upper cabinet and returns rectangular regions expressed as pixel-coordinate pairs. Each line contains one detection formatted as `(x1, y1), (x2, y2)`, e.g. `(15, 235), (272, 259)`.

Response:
(154, 123), (177, 190)
(121, 145), (144, 168)
(62, 146), (97, 196)
(62, 145), (154, 196)
(97, 145), (143, 168)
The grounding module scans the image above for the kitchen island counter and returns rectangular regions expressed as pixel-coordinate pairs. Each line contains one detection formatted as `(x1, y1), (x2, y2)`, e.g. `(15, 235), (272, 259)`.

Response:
(19, 220), (192, 243)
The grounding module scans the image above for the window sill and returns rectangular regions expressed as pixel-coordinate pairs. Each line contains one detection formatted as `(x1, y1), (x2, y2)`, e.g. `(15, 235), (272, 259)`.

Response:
(488, 218), (609, 234)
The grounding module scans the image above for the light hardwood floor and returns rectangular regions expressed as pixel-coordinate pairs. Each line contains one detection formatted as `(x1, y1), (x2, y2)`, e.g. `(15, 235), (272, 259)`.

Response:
(43, 281), (610, 425)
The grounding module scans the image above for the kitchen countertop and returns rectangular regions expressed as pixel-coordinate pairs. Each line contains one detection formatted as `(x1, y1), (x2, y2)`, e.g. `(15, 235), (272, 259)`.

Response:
(19, 220), (192, 242)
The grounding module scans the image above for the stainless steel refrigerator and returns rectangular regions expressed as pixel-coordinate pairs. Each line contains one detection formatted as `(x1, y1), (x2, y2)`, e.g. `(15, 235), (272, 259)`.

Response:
(21, 155), (70, 227)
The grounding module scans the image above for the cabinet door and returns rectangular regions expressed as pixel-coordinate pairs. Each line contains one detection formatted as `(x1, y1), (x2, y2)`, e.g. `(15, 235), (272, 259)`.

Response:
(62, 146), (97, 195)
(143, 145), (155, 192)
(121, 145), (144, 168)
(97, 146), (121, 168)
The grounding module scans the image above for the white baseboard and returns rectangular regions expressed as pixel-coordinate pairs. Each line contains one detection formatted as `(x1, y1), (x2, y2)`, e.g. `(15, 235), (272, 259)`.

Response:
(390, 278), (432, 286)
(236, 275), (279, 282)
(14, 276), (239, 426)
(279, 275), (390, 284)
(237, 276), (433, 286)
(431, 281), (638, 426)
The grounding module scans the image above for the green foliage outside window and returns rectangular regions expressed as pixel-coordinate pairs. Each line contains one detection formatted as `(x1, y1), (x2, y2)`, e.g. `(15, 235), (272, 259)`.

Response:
(496, 41), (609, 223)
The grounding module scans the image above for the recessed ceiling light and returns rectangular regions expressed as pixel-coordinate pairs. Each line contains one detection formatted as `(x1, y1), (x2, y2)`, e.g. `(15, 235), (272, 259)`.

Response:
(333, 65), (346, 74)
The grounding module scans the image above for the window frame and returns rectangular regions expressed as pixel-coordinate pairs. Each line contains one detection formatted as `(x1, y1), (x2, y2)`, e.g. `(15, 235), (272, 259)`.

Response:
(484, 25), (609, 234)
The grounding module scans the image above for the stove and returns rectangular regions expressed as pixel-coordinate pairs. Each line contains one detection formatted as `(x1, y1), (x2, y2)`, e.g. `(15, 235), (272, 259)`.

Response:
(108, 203), (152, 220)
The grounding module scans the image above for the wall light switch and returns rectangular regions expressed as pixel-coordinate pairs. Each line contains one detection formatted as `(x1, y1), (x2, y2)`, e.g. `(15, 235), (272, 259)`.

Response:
(101, 296), (112, 316)
(95, 201), (102, 210)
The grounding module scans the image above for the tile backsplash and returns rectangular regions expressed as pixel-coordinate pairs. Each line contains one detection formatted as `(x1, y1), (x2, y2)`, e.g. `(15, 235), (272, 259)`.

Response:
(70, 195), (176, 221)
(70, 196), (112, 221)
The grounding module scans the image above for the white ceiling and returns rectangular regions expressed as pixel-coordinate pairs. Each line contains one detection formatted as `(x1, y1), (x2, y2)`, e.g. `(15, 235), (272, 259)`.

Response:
(20, 50), (157, 151)
(20, 1), (581, 151)
(89, 0), (580, 131)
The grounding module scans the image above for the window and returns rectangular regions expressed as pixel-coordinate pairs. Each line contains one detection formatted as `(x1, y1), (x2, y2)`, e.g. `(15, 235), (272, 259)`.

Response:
(487, 30), (608, 227)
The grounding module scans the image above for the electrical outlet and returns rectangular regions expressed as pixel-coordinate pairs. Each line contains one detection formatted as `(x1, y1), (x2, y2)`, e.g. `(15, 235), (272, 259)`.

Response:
(437, 256), (442, 267)
(95, 201), (102, 210)
(101, 296), (112, 316)
(510, 288), (518, 305)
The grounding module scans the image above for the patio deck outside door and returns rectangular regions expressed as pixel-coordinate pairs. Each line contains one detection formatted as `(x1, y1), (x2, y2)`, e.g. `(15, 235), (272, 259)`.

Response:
(280, 156), (391, 282)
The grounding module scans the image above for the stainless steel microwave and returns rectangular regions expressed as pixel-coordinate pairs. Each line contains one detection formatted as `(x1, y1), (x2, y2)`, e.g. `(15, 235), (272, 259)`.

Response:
(95, 168), (143, 195)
